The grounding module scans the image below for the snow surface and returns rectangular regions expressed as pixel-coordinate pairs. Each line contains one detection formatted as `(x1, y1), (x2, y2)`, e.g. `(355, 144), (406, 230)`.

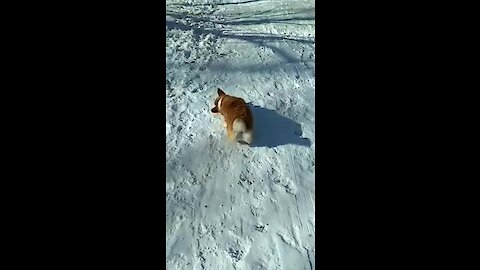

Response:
(166, 0), (315, 269)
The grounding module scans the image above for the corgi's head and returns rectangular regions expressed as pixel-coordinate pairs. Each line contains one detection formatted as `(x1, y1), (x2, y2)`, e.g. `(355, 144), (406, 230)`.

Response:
(211, 88), (226, 113)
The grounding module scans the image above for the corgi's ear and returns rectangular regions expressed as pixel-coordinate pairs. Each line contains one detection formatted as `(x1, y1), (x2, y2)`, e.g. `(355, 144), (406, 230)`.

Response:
(217, 88), (225, 96)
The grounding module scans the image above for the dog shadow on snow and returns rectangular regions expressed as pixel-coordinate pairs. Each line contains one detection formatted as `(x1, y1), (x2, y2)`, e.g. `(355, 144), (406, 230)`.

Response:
(245, 103), (311, 148)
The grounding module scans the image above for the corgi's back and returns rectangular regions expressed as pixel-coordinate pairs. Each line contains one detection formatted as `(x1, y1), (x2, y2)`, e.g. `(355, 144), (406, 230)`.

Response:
(221, 96), (253, 131)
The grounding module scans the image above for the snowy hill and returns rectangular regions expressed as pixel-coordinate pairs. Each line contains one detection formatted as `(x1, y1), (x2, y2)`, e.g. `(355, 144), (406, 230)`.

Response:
(166, 0), (315, 269)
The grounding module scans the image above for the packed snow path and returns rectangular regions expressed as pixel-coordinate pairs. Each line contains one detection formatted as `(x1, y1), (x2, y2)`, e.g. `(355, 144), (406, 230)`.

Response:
(166, 0), (315, 269)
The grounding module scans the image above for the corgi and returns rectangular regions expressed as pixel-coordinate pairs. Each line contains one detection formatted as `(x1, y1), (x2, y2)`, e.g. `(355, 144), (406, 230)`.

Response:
(211, 88), (254, 144)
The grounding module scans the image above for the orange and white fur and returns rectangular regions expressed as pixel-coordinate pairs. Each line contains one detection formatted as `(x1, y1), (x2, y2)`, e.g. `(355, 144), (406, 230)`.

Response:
(211, 88), (253, 144)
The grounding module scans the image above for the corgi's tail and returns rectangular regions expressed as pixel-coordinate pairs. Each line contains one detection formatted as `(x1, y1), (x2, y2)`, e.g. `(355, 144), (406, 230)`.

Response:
(233, 119), (253, 144)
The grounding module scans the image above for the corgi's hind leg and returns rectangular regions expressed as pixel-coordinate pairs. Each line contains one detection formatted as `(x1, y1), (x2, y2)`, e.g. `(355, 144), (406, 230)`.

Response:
(233, 119), (253, 144)
(233, 119), (247, 142)
(243, 130), (253, 144)
(233, 119), (246, 133)
(226, 122), (235, 142)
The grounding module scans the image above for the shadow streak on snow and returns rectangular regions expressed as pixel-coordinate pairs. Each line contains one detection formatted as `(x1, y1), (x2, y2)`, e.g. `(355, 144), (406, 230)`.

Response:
(166, 18), (314, 45)
(166, 18), (314, 72)
(166, 11), (314, 27)
(166, 3), (314, 72)
(169, 0), (264, 7)
(246, 103), (311, 148)
(218, 16), (315, 26)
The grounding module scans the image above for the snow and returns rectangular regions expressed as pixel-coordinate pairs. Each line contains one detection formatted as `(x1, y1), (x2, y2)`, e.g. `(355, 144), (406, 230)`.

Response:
(166, 0), (315, 269)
